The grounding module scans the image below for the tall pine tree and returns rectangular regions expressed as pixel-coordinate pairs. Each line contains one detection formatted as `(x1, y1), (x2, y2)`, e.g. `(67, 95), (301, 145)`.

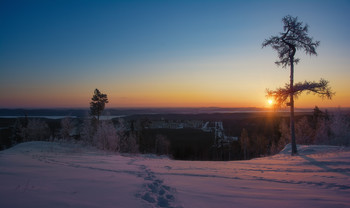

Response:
(90, 89), (109, 122)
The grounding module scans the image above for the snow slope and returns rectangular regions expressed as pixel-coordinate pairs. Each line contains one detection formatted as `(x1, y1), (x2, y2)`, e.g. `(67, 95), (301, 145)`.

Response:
(1, 142), (349, 208)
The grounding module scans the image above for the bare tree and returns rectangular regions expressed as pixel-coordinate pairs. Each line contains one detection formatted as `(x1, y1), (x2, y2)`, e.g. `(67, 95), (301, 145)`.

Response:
(314, 117), (330, 144)
(80, 117), (96, 145)
(90, 88), (109, 122)
(94, 120), (120, 151)
(329, 109), (350, 146)
(240, 128), (249, 160)
(263, 15), (334, 155)
(60, 116), (74, 141)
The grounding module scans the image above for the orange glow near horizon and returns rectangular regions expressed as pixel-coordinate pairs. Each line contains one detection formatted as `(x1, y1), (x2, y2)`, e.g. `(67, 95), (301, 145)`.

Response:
(1, 1), (350, 110)
(1, 85), (349, 109)
(1, 54), (349, 109)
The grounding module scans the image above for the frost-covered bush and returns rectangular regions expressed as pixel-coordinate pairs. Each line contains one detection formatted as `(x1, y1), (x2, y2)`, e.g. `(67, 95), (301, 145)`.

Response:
(119, 133), (139, 153)
(80, 118), (96, 145)
(329, 109), (350, 146)
(80, 118), (140, 153)
(114, 119), (137, 153)
(60, 117), (74, 141)
(94, 120), (120, 151)
(314, 118), (330, 144)
(278, 108), (350, 147)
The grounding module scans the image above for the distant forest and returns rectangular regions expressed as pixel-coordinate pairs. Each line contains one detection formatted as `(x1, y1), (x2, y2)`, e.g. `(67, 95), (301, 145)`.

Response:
(1, 108), (349, 161)
(0, 107), (310, 117)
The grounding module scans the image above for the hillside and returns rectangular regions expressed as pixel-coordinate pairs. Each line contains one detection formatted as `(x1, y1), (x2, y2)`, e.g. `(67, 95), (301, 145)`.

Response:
(1, 142), (349, 208)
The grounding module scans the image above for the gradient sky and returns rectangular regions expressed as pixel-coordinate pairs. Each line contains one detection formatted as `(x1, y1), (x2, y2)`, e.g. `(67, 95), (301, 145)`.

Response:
(1, 0), (349, 108)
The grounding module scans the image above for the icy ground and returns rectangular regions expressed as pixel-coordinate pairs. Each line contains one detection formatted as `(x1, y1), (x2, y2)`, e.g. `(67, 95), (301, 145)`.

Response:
(1, 142), (350, 208)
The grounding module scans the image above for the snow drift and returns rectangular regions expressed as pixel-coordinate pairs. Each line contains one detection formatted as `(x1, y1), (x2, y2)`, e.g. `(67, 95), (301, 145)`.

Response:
(1, 142), (349, 208)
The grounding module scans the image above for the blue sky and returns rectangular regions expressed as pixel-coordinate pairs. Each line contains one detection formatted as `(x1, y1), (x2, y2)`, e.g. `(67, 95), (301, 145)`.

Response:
(1, 0), (349, 108)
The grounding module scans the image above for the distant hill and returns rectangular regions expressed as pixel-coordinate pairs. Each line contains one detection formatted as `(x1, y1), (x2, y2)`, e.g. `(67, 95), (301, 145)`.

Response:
(0, 107), (278, 117)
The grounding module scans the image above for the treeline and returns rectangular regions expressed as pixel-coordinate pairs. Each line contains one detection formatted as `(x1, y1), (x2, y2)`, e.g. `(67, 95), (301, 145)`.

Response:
(278, 107), (350, 147)
(1, 117), (60, 149)
(2, 116), (173, 156)
(239, 107), (350, 160)
(1, 107), (349, 161)
(1, 116), (234, 160)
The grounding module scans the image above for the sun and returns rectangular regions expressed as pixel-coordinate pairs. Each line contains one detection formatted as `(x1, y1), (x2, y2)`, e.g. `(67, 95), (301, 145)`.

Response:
(267, 99), (273, 105)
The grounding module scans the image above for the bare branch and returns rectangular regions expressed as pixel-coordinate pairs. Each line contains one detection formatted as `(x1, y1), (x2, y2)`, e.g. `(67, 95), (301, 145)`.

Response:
(293, 79), (335, 99)
(262, 15), (319, 67)
(266, 79), (335, 109)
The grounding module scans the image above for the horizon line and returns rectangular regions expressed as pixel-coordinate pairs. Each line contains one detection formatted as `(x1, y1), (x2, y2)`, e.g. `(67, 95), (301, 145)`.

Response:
(1, 106), (349, 110)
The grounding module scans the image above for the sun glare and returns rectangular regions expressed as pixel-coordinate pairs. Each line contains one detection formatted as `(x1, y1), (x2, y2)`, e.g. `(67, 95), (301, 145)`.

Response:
(267, 99), (273, 105)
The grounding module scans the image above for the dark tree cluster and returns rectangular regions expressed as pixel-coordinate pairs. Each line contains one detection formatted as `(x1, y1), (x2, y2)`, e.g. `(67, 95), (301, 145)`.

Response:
(90, 88), (109, 122)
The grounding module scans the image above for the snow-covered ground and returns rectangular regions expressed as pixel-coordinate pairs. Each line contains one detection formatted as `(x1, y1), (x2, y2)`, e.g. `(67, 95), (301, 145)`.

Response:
(1, 142), (349, 208)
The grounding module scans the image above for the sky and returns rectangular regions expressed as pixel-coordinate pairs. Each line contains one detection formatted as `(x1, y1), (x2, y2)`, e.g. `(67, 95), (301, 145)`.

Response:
(1, 0), (349, 109)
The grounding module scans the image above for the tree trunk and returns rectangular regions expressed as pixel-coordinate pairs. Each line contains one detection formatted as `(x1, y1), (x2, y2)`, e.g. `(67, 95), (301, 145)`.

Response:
(290, 56), (298, 155)
(97, 105), (101, 124)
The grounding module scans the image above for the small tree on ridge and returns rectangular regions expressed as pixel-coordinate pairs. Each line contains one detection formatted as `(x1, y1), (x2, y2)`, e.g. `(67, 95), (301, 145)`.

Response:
(90, 88), (109, 122)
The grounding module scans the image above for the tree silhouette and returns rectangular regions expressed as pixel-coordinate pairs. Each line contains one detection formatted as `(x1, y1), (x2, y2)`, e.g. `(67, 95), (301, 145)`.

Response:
(90, 88), (109, 122)
(240, 128), (249, 160)
(262, 15), (334, 155)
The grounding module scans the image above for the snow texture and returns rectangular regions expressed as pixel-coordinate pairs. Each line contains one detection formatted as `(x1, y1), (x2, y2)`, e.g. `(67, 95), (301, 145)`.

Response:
(1, 142), (350, 208)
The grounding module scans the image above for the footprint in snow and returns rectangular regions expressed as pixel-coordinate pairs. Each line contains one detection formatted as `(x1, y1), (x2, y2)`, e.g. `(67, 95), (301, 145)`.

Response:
(135, 165), (182, 208)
